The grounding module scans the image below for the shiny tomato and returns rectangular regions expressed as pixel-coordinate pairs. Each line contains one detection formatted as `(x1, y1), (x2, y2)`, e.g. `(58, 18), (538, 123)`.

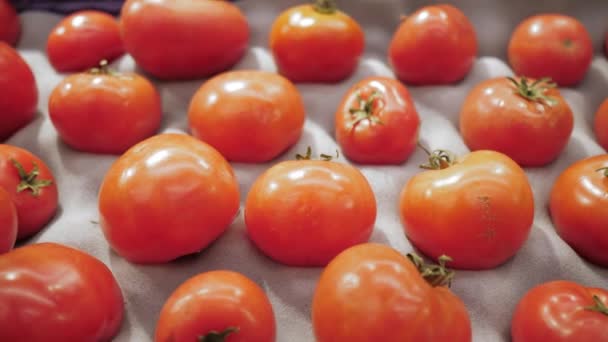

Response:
(99, 133), (240, 264)
(335, 76), (420, 164)
(460, 77), (573, 167)
(269, 0), (364, 83)
(0, 242), (124, 342)
(188, 70), (305, 162)
(120, 0), (249, 80)
(0, 187), (16, 254)
(312, 243), (472, 342)
(49, 61), (162, 154)
(508, 14), (593, 87)
(389, 4), (477, 85)
(595, 99), (608, 151)
(0, 0), (19, 46)
(512, 280), (608, 342)
(155, 270), (276, 342)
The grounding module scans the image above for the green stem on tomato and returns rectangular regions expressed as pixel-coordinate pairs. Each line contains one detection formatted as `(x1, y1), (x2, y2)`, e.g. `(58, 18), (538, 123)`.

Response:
(295, 146), (339, 161)
(507, 76), (557, 106)
(584, 295), (608, 316)
(198, 327), (239, 342)
(314, 0), (337, 14)
(348, 90), (384, 130)
(416, 142), (456, 170)
(407, 253), (455, 287)
(10, 158), (53, 197)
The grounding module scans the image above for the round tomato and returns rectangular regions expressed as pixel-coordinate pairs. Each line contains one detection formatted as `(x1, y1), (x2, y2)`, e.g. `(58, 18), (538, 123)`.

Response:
(0, 0), (19, 46)
(0, 242), (124, 342)
(188, 70), (305, 162)
(460, 77), (573, 167)
(595, 99), (608, 151)
(269, 0), (364, 83)
(49, 61), (162, 154)
(335, 76), (420, 164)
(99, 133), (240, 264)
(388, 4), (477, 85)
(312, 243), (472, 342)
(155, 270), (276, 342)
(512, 280), (608, 341)
(0, 187), (16, 254)
(508, 14), (593, 87)
(120, 0), (249, 80)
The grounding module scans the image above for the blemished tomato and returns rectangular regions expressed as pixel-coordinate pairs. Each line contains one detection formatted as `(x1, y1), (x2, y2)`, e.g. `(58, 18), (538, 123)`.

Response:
(389, 4), (477, 85)
(549, 155), (608, 266)
(269, 0), (364, 83)
(460, 77), (573, 167)
(188, 70), (305, 162)
(512, 280), (608, 342)
(99, 133), (240, 264)
(399, 149), (534, 270)
(155, 270), (276, 342)
(0, 187), (16, 254)
(595, 99), (608, 151)
(120, 0), (249, 80)
(0, 42), (38, 141)
(0, 0), (19, 46)
(0, 242), (124, 342)
(335, 76), (420, 164)
(0, 145), (58, 240)
(312, 243), (472, 342)
(508, 14), (593, 87)
(49, 61), (162, 154)
(245, 149), (376, 266)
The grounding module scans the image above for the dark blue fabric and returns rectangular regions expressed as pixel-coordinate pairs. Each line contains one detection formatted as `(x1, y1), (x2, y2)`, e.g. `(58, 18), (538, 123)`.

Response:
(10, 0), (237, 14)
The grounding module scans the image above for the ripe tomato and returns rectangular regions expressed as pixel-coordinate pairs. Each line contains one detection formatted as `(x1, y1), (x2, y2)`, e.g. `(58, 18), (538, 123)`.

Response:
(0, 0), (19, 46)
(508, 14), (593, 87)
(389, 4), (477, 85)
(155, 270), (276, 342)
(0, 145), (58, 240)
(312, 243), (471, 342)
(460, 77), (573, 167)
(188, 70), (305, 162)
(595, 99), (608, 151)
(0, 242), (124, 342)
(121, 0), (249, 80)
(512, 280), (608, 342)
(49, 61), (162, 154)
(269, 0), (364, 83)
(335, 76), (420, 164)
(0, 187), (16, 254)
(99, 133), (240, 264)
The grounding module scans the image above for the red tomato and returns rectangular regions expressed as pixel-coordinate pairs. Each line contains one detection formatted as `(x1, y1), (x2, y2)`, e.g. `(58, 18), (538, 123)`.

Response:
(99, 133), (240, 264)
(0, 0), (20, 46)
(312, 243), (472, 342)
(512, 280), (608, 341)
(0, 145), (58, 240)
(460, 77), (573, 167)
(49, 61), (162, 154)
(508, 14), (593, 87)
(595, 99), (608, 151)
(188, 70), (305, 162)
(120, 0), (249, 80)
(0, 242), (124, 342)
(155, 270), (276, 342)
(335, 76), (420, 164)
(269, 0), (364, 83)
(389, 4), (477, 85)
(0, 187), (16, 254)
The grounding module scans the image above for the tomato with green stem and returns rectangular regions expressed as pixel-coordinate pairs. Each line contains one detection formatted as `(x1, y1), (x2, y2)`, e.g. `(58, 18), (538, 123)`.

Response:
(595, 99), (608, 151)
(0, 0), (19, 46)
(0, 187), (16, 253)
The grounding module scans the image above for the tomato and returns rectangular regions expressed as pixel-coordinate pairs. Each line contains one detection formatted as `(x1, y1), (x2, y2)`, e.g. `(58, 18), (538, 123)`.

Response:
(512, 280), (608, 342)
(0, 187), (16, 254)
(120, 0), (249, 80)
(49, 61), (162, 154)
(0, 0), (19, 45)
(335, 76), (420, 164)
(99, 133), (240, 264)
(508, 14), (593, 87)
(188, 70), (305, 162)
(0, 242), (124, 342)
(0, 42), (38, 141)
(459, 77), (573, 167)
(155, 270), (276, 342)
(245, 149), (376, 266)
(388, 4), (477, 85)
(595, 99), (608, 151)
(269, 0), (364, 83)
(312, 243), (471, 342)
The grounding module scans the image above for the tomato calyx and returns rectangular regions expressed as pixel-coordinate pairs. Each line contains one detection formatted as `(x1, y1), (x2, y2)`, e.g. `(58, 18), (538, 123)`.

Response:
(596, 167), (608, 177)
(407, 253), (455, 287)
(88, 59), (120, 77)
(198, 327), (239, 342)
(348, 90), (385, 130)
(313, 0), (337, 14)
(10, 158), (53, 197)
(417, 143), (456, 170)
(584, 295), (608, 316)
(296, 146), (340, 161)
(507, 76), (557, 106)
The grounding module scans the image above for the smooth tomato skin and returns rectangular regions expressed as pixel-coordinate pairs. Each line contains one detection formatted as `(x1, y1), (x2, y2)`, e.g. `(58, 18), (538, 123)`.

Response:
(335, 76), (420, 164)
(0, 187), (17, 253)
(0, 242), (124, 342)
(245, 160), (376, 266)
(0, 0), (19, 45)
(155, 270), (276, 342)
(508, 14), (593, 87)
(99, 134), (240, 264)
(460, 77), (574, 167)
(269, 4), (364, 83)
(389, 4), (477, 85)
(188, 70), (305, 162)
(313, 243), (472, 342)
(120, 0), (249, 80)
(512, 281), (608, 342)
(595, 99), (608, 151)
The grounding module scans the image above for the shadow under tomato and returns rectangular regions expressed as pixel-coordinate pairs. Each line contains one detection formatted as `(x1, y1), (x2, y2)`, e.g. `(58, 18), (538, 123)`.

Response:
(13, 204), (63, 248)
